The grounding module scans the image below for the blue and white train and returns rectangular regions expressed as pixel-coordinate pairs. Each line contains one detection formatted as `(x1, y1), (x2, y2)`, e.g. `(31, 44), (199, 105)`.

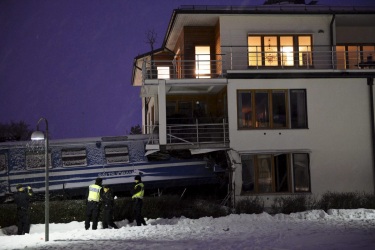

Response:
(0, 134), (228, 202)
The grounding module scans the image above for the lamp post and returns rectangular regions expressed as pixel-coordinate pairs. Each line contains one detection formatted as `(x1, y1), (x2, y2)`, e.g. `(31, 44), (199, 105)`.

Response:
(31, 117), (49, 242)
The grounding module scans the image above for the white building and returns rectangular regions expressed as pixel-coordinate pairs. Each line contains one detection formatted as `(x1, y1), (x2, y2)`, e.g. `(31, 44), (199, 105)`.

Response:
(132, 2), (375, 203)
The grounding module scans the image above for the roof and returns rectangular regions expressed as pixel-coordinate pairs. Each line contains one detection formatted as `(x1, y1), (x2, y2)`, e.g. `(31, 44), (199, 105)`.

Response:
(162, 4), (375, 49)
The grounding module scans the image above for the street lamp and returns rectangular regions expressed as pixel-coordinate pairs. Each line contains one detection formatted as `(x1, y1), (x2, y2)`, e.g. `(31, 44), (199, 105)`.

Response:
(31, 117), (49, 242)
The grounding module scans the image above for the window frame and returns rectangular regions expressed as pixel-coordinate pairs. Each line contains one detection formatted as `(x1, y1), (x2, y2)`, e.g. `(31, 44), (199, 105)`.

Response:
(104, 145), (130, 164)
(61, 147), (87, 168)
(248, 34), (312, 68)
(336, 44), (375, 69)
(241, 153), (310, 194)
(237, 89), (307, 130)
(0, 153), (7, 172)
(25, 151), (52, 170)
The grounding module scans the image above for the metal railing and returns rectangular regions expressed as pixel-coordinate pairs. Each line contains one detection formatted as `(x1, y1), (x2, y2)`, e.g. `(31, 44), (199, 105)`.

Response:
(145, 119), (230, 147)
(141, 46), (375, 81)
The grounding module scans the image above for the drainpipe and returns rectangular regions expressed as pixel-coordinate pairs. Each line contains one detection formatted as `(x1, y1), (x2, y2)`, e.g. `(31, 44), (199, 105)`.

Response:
(368, 77), (375, 193)
(330, 14), (336, 46)
(330, 14), (336, 69)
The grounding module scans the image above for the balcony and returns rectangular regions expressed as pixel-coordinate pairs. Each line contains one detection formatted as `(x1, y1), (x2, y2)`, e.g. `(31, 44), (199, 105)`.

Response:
(146, 119), (229, 150)
(141, 46), (375, 82)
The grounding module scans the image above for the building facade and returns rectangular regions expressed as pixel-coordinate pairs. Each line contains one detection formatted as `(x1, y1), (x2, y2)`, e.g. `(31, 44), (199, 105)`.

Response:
(132, 3), (375, 203)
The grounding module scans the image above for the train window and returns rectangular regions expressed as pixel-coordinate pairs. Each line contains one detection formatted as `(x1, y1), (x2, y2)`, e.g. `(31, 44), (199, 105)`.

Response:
(0, 154), (6, 172)
(105, 145), (129, 164)
(62, 148), (87, 167)
(25, 152), (52, 169)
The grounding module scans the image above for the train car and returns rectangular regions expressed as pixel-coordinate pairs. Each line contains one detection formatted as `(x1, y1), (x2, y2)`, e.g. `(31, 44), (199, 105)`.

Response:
(0, 134), (228, 202)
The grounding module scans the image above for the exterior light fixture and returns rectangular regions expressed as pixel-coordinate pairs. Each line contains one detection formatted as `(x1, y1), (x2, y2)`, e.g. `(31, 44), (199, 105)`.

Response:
(31, 117), (49, 242)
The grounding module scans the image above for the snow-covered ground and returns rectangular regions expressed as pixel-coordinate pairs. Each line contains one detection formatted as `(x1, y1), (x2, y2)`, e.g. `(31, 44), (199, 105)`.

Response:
(1, 209), (375, 250)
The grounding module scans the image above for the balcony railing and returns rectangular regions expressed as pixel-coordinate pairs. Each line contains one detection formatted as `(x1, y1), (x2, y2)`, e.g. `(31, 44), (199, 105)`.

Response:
(142, 46), (375, 81)
(146, 119), (230, 148)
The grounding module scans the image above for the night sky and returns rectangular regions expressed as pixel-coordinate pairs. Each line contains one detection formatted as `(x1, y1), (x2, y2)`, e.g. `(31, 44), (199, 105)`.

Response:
(1, 0), (373, 140)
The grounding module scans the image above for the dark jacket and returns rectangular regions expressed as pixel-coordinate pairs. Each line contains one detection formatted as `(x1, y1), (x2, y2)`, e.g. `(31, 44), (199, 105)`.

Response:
(14, 188), (33, 210)
(102, 189), (115, 210)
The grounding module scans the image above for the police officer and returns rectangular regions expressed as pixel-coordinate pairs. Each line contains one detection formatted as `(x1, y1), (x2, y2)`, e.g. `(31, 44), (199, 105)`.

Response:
(132, 175), (147, 226)
(101, 185), (118, 229)
(14, 184), (33, 235)
(85, 177), (103, 230)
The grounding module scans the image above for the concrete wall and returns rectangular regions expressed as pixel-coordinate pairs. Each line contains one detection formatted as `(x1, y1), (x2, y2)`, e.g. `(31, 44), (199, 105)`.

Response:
(227, 78), (374, 196)
(219, 14), (332, 46)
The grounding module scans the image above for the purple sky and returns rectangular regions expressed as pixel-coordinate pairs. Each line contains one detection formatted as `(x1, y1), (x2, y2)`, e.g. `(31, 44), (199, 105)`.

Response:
(1, 0), (374, 139)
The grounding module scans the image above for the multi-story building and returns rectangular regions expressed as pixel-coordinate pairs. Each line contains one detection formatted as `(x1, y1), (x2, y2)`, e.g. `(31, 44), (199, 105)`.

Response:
(132, 2), (375, 205)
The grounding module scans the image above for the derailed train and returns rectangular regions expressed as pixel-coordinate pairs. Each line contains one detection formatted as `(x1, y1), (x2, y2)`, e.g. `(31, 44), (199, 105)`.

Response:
(0, 134), (229, 202)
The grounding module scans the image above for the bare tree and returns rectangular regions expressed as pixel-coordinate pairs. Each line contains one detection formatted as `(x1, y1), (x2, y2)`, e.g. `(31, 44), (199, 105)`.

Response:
(145, 29), (158, 79)
(145, 29), (157, 52)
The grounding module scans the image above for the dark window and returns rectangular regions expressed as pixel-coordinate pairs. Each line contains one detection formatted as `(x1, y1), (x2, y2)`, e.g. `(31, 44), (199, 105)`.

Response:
(290, 89), (308, 129)
(26, 151), (52, 169)
(241, 153), (310, 194)
(293, 153), (311, 192)
(238, 89), (307, 129)
(0, 154), (6, 172)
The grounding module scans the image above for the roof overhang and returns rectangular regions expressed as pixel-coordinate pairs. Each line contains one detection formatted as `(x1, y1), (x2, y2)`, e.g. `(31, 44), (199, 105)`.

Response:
(142, 78), (228, 96)
(227, 69), (375, 79)
(238, 149), (312, 155)
(163, 5), (375, 50)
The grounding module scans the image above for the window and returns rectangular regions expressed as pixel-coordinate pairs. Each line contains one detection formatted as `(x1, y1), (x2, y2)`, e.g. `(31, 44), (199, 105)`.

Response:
(105, 145), (129, 164)
(61, 148), (87, 167)
(0, 154), (6, 172)
(195, 46), (211, 78)
(293, 153), (311, 192)
(248, 35), (312, 67)
(157, 66), (170, 79)
(241, 153), (310, 194)
(336, 44), (375, 69)
(237, 89), (307, 129)
(25, 151), (52, 170)
(290, 89), (308, 128)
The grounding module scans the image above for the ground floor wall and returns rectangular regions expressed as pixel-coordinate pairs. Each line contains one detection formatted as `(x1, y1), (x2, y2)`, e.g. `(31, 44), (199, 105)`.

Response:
(227, 77), (374, 197)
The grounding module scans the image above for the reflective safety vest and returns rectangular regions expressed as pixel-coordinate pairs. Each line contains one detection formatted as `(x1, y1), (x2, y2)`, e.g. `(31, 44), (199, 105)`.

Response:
(132, 182), (144, 199)
(88, 184), (102, 202)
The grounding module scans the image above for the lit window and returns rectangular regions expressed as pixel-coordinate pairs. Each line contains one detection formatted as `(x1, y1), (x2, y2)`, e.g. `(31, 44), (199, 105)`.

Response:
(195, 46), (211, 78)
(248, 35), (311, 67)
(336, 44), (375, 69)
(157, 66), (170, 79)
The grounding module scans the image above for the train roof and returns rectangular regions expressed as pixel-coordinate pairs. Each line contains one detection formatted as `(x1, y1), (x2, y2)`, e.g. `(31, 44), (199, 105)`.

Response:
(0, 134), (150, 149)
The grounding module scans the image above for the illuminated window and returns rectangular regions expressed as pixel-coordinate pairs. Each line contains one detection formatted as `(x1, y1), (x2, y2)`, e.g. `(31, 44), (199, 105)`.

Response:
(105, 145), (129, 164)
(336, 44), (375, 69)
(298, 36), (312, 66)
(264, 36), (278, 66)
(248, 35), (311, 67)
(62, 148), (87, 167)
(195, 46), (211, 78)
(157, 66), (170, 79)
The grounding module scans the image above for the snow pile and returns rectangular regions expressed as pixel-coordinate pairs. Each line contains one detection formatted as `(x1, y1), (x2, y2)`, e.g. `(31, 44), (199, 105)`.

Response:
(1, 209), (374, 250)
